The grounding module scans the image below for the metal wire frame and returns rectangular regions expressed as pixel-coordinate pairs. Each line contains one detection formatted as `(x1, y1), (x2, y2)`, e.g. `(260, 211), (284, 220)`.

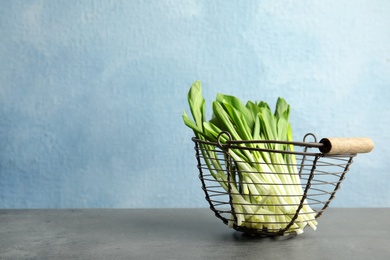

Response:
(193, 132), (356, 236)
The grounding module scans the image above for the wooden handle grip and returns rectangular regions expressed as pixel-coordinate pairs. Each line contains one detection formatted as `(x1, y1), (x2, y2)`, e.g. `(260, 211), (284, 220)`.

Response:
(319, 137), (374, 154)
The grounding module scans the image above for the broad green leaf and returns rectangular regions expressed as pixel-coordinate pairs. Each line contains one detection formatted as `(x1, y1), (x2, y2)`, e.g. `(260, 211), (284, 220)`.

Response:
(212, 101), (241, 141)
(182, 110), (203, 136)
(287, 123), (293, 142)
(275, 97), (290, 119)
(276, 111), (289, 150)
(246, 101), (261, 123)
(209, 112), (226, 132)
(187, 80), (206, 131)
(203, 122), (226, 142)
(277, 111), (289, 142)
(258, 101), (271, 110)
(221, 102), (253, 141)
(204, 121), (247, 159)
(216, 93), (254, 130)
(252, 112), (261, 140)
(258, 106), (277, 141)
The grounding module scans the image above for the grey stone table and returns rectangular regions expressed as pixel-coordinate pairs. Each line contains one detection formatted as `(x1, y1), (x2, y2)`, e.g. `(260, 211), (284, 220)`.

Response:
(1, 208), (389, 259)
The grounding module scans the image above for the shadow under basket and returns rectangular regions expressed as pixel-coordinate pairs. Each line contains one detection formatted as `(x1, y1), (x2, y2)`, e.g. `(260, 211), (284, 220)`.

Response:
(192, 132), (374, 237)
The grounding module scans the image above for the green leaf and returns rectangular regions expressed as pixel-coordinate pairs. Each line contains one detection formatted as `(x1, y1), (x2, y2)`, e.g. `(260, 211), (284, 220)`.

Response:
(277, 111), (289, 142)
(221, 102), (253, 141)
(258, 101), (271, 110)
(203, 122), (225, 142)
(212, 101), (241, 141)
(258, 106), (277, 141)
(276, 111), (289, 150)
(182, 110), (203, 136)
(252, 113), (261, 140)
(187, 80), (206, 131)
(275, 97), (290, 120)
(216, 93), (254, 130)
(246, 101), (261, 123)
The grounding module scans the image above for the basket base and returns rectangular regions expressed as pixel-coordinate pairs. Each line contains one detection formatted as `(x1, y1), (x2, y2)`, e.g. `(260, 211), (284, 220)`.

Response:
(232, 224), (299, 237)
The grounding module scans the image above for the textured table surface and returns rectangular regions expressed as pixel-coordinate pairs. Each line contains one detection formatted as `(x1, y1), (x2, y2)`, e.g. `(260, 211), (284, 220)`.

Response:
(1, 208), (389, 259)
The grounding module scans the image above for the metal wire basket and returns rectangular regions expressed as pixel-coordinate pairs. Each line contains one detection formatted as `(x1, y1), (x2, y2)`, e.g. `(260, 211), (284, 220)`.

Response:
(192, 132), (373, 236)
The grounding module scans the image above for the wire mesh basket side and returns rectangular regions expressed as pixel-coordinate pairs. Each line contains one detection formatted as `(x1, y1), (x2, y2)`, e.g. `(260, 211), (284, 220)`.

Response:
(194, 139), (232, 225)
(302, 155), (354, 218)
(192, 134), (356, 236)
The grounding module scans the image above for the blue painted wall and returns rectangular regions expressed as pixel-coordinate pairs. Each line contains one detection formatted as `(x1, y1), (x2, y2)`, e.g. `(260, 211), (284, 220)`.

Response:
(1, 0), (389, 208)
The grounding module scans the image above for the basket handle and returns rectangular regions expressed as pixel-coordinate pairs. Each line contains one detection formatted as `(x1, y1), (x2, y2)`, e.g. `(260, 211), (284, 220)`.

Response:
(319, 137), (374, 154)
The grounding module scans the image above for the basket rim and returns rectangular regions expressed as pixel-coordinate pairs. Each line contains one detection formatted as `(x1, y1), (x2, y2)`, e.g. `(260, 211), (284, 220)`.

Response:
(192, 136), (324, 156)
(191, 132), (358, 157)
